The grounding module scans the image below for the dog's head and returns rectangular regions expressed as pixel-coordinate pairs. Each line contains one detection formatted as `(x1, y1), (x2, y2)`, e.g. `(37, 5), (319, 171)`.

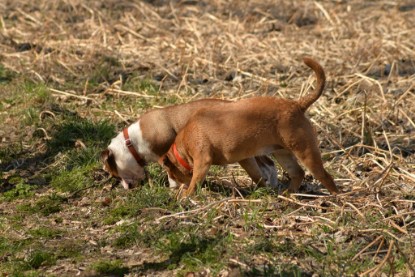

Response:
(101, 138), (146, 189)
(158, 149), (192, 187)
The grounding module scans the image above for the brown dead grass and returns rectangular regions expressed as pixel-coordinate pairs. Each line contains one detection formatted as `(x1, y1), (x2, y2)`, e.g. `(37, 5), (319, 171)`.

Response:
(1, 0), (414, 276)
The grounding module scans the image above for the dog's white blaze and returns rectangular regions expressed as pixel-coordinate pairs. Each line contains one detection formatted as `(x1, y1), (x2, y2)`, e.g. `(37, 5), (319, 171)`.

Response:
(168, 175), (179, 188)
(129, 121), (159, 162)
(121, 179), (130, 189)
(130, 121), (177, 188)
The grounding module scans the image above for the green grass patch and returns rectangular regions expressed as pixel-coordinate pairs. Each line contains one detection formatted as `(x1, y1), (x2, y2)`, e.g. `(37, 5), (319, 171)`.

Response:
(0, 261), (33, 276)
(241, 230), (379, 276)
(173, 233), (233, 274)
(42, 120), (115, 194)
(48, 120), (115, 152)
(130, 184), (174, 210)
(0, 248), (56, 275)
(92, 260), (129, 276)
(113, 211), (235, 274)
(28, 227), (63, 239)
(88, 55), (122, 85)
(0, 64), (16, 84)
(17, 194), (66, 216)
(0, 236), (13, 255)
(50, 164), (96, 193)
(104, 183), (174, 225)
(1, 179), (35, 201)
(118, 77), (182, 109)
(26, 250), (56, 269)
(123, 77), (158, 95)
(23, 81), (51, 106)
(0, 143), (23, 167)
(53, 240), (84, 261)
(122, 223), (235, 275)
(145, 163), (171, 185)
(113, 223), (143, 248)
(99, 78), (183, 112)
(66, 147), (102, 168)
(0, 80), (52, 128)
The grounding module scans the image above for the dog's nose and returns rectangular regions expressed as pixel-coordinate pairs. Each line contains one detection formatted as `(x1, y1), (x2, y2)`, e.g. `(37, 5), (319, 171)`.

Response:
(121, 179), (130, 189)
(128, 179), (145, 189)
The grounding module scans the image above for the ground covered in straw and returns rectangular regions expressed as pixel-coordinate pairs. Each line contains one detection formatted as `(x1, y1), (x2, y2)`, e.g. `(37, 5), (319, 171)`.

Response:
(1, 0), (414, 276)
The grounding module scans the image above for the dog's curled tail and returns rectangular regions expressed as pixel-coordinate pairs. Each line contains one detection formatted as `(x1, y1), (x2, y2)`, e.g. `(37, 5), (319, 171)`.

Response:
(298, 57), (326, 112)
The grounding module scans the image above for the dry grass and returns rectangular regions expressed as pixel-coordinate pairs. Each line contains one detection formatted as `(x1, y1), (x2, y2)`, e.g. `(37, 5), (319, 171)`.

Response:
(1, 0), (414, 276)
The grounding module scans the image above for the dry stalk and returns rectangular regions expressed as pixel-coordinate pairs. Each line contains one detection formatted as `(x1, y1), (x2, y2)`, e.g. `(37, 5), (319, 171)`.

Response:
(366, 240), (395, 277)
(352, 235), (383, 261)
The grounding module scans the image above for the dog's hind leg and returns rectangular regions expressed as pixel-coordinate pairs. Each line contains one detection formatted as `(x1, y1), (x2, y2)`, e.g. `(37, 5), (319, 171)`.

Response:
(273, 150), (305, 193)
(277, 116), (338, 195)
(254, 156), (278, 188)
(291, 147), (339, 194)
(239, 157), (268, 186)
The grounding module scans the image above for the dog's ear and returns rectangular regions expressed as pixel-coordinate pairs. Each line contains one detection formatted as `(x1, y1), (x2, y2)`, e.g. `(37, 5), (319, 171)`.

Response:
(159, 154), (173, 169)
(101, 148), (118, 175)
(101, 149), (111, 163)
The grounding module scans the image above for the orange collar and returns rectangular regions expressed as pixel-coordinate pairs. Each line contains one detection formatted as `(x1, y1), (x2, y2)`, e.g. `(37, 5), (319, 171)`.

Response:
(173, 143), (192, 172)
(123, 128), (146, 167)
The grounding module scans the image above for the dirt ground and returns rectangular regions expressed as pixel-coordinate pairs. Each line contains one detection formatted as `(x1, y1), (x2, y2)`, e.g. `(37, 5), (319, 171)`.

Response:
(1, 0), (415, 276)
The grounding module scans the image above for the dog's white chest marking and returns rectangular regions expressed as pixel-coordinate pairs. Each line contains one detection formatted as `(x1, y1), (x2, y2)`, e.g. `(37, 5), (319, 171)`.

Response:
(130, 121), (159, 162)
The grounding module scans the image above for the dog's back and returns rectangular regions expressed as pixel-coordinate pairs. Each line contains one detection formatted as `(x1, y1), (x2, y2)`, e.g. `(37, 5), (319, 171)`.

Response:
(184, 97), (306, 163)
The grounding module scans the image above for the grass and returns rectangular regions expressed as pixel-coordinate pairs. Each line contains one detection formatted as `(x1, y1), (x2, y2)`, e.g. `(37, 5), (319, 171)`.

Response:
(0, 64), (16, 84)
(92, 260), (129, 276)
(50, 163), (97, 193)
(113, 221), (235, 275)
(16, 194), (66, 216)
(26, 250), (56, 269)
(1, 0), (415, 276)
(0, 229), (73, 275)
(28, 227), (63, 239)
(1, 180), (35, 201)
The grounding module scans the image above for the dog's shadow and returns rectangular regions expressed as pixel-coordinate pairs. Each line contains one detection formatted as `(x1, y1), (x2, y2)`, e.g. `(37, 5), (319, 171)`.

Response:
(0, 105), (116, 194)
(128, 237), (218, 275)
(200, 173), (330, 198)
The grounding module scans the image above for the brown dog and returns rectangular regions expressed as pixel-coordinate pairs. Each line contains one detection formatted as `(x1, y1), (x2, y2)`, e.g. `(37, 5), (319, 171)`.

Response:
(101, 99), (278, 189)
(159, 57), (339, 198)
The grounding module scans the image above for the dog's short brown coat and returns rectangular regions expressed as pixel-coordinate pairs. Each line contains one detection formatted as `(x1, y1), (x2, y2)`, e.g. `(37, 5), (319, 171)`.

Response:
(101, 100), (278, 189)
(160, 57), (339, 198)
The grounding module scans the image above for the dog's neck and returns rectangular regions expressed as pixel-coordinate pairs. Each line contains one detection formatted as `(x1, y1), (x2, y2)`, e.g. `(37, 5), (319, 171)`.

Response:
(123, 121), (159, 162)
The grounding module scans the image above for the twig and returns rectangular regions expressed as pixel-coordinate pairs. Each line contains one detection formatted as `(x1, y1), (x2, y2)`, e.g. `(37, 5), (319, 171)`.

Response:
(314, 1), (335, 25)
(229, 258), (249, 269)
(387, 220), (407, 235)
(49, 88), (95, 102)
(156, 197), (233, 222)
(345, 202), (365, 219)
(352, 235), (383, 261)
(114, 110), (129, 123)
(105, 88), (156, 98)
(39, 110), (56, 121)
(35, 128), (52, 140)
(368, 240), (395, 277)
(277, 194), (329, 209)
(359, 229), (403, 243)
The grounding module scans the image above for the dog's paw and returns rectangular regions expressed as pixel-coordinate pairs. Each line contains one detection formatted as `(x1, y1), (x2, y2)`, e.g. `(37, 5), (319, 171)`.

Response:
(175, 184), (190, 200)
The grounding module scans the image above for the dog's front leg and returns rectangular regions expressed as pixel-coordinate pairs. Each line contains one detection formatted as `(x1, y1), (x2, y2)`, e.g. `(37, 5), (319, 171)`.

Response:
(181, 160), (211, 199)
